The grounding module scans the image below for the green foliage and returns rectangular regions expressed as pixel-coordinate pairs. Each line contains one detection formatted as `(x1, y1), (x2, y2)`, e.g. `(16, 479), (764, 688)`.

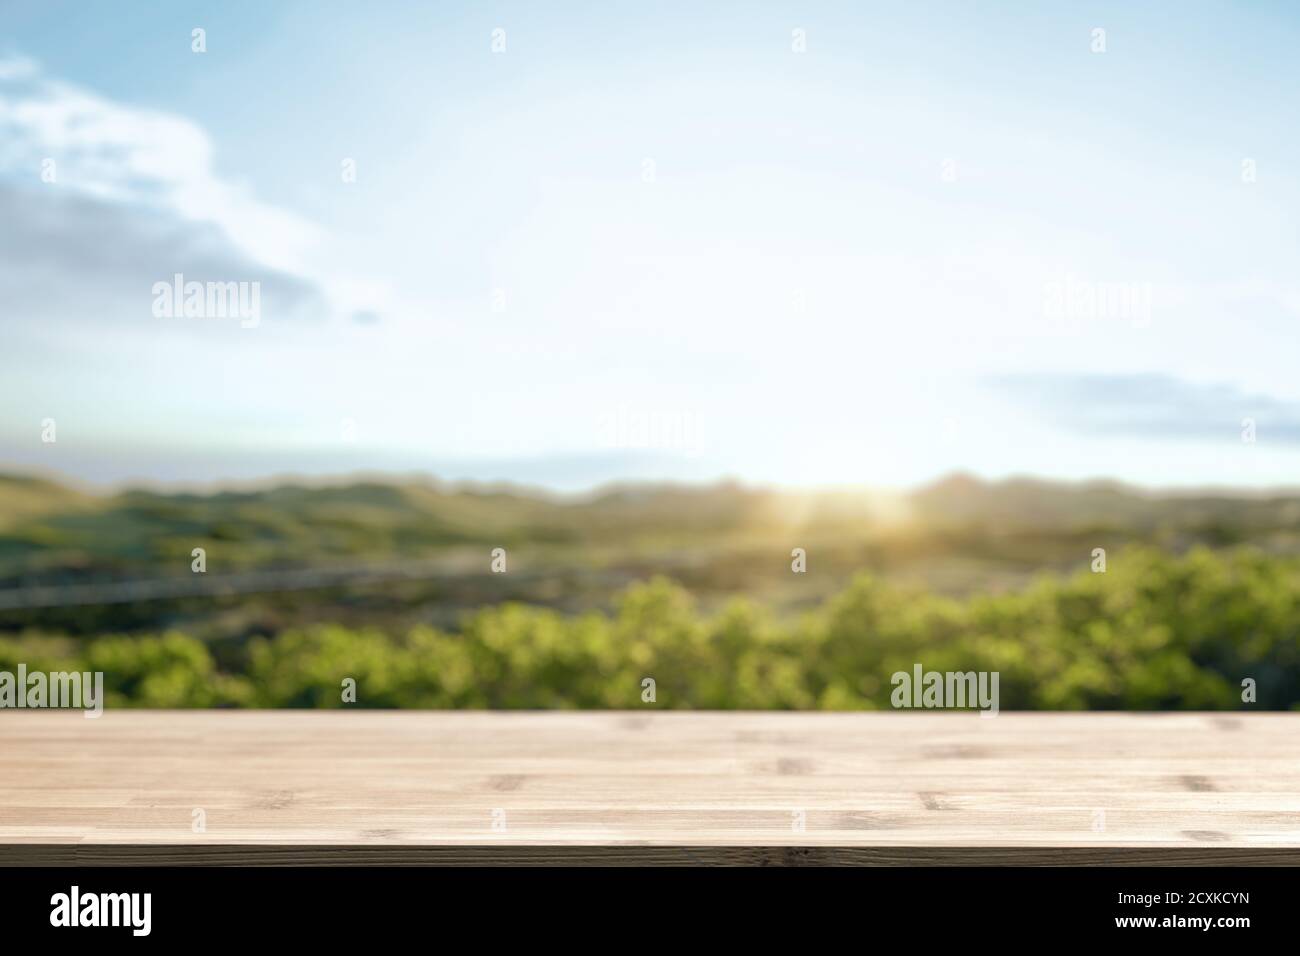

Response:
(2, 547), (1297, 709)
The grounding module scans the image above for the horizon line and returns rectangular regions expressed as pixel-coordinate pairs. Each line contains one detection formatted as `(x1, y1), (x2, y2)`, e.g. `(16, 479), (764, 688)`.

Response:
(4, 463), (1300, 503)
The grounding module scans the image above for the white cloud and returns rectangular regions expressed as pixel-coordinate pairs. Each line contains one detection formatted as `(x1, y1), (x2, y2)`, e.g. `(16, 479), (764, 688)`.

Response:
(0, 55), (364, 314)
(0, 55), (38, 81)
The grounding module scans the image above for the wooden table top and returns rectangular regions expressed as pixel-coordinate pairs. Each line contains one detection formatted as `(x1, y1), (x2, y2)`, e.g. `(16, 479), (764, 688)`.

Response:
(2, 711), (1298, 865)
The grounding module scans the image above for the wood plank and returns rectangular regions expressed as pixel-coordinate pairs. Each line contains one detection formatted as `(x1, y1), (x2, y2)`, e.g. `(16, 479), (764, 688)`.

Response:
(1, 711), (1297, 865)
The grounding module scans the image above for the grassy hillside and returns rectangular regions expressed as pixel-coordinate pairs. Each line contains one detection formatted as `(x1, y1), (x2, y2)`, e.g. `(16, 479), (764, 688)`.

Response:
(3, 470), (1298, 584)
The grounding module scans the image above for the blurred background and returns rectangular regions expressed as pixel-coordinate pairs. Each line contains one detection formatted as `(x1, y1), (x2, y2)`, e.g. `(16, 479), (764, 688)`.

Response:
(2, 2), (1299, 708)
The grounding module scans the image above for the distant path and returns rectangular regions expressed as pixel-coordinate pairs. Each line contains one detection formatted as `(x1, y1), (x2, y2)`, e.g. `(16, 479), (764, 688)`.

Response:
(0, 556), (705, 610)
(0, 561), (479, 610)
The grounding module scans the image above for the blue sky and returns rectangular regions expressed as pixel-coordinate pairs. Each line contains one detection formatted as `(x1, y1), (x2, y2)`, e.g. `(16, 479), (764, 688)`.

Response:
(2, 1), (1299, 489)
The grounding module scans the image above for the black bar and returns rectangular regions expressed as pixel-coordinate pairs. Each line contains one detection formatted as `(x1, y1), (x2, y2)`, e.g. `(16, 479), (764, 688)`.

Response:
(0, 864), (1287, 943)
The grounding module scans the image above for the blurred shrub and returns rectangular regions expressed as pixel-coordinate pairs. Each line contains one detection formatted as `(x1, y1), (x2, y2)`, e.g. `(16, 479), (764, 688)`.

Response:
(1, 546), (1296, 709)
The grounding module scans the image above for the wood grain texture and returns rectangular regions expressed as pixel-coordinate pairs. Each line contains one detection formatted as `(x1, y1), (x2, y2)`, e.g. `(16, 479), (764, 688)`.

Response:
(1, 711), (1297, 865)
